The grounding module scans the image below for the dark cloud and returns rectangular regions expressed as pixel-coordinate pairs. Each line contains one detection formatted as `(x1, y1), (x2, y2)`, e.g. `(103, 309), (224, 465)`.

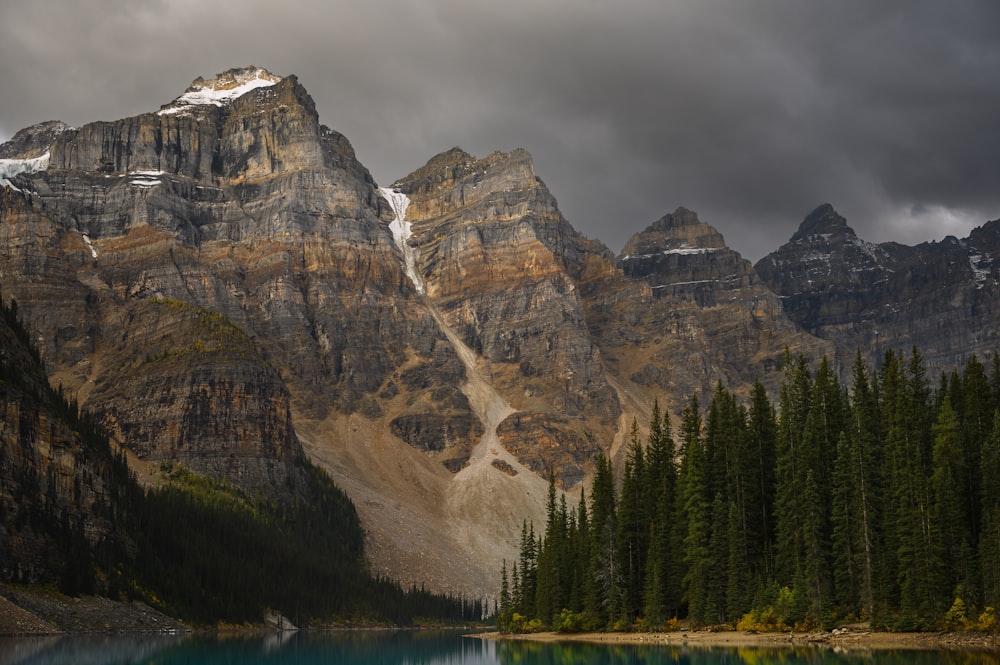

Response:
(2, 0), (997, 260)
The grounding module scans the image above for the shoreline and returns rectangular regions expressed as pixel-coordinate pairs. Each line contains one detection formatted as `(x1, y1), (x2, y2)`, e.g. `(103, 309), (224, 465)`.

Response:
(473, 628), (1000, 651)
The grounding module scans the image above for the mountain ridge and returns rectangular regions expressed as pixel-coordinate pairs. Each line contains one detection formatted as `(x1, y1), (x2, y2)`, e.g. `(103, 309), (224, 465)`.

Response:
(2, 66), (997, 601)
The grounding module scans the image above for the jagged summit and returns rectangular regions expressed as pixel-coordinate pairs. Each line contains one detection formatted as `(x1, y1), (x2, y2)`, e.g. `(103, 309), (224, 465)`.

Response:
(756, 204), (887, 282)
(395, 146), (535, 192)
(790, 203), (853, 242)
(157, 66), (282, 115)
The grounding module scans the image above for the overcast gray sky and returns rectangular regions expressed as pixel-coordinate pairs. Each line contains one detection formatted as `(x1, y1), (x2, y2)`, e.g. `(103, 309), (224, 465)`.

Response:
(2, 0), (998, 261)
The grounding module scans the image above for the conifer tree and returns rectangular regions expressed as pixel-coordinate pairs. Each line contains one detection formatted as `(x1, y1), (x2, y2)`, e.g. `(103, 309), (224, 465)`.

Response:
(535, 474), (560, 625)
(980, 410), (1000, 608)
(518, 521), (538, 618)
(679, 394), (712, 625)
(961, 356), (990, 543)
(644, 401), (679, 624)
(616, 420), (648, 625)
(571, 487), (590, 614)
(746, 380), (777, 583)
(799, 358), (844, 620)
(499, 560), (511, 629)
(585, 454), (618, 629)
(930, 398), (974, 606)
(831, 431), (860, 617)
(885, 349), (938, 627)
(847, 351), (882, 619)
(775, 352), (812, 587)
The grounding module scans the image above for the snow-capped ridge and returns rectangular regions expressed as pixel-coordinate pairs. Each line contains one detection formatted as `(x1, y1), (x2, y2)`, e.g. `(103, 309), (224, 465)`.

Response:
(158, 67), (281, 116)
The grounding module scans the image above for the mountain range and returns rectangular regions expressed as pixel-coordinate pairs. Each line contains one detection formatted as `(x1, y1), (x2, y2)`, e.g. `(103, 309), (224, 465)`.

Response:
(1, 66), (997, 601)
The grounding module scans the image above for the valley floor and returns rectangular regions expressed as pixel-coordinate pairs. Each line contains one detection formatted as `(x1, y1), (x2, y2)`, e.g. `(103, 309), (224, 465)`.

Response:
(475, 628), (1000, 651)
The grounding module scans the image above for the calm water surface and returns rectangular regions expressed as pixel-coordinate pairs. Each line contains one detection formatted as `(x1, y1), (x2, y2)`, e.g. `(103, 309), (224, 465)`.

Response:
(2, 630), (998, 665)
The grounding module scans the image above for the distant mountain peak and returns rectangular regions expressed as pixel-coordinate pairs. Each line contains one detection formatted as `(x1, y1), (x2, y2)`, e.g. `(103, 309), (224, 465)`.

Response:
(649, 207), (702, 231)
(620, 207), (727, 259)
(157, 66), (282, 116)
(791, 203), (853, 242)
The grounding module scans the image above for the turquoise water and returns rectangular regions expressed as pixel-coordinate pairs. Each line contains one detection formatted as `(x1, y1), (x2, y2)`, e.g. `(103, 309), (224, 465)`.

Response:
(2, 630), (998, 665)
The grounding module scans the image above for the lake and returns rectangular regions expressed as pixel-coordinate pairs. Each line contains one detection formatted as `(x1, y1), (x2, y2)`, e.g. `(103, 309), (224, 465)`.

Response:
(1, 630), (998, 665)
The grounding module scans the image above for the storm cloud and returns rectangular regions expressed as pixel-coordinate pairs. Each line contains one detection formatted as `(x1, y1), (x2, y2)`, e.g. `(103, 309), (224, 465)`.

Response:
(2, 0), (998, 260)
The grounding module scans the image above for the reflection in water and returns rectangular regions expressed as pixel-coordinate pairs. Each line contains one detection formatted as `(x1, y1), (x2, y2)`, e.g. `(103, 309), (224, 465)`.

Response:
(2, 631), (1000, 665)
(0, 634), (187, 665)
(493, 640), (1000, 665)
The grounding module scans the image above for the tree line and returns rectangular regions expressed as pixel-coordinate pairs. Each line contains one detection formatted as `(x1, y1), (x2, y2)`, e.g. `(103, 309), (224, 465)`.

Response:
(498, 349), (1000, 632)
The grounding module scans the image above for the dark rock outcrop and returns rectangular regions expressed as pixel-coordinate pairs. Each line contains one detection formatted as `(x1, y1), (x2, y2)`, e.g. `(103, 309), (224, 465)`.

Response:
(756, 204), (1000, 372)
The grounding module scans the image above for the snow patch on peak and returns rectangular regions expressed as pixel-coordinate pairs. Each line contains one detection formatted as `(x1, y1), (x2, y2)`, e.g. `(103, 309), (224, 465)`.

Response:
(158, 67), (281, 115)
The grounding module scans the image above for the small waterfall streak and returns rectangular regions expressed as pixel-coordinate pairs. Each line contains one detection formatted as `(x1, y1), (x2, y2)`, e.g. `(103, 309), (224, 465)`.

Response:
(379, 187), (425, 294)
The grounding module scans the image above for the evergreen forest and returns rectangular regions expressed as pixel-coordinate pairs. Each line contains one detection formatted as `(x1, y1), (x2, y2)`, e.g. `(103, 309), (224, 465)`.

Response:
(498, 350), (1000, 633)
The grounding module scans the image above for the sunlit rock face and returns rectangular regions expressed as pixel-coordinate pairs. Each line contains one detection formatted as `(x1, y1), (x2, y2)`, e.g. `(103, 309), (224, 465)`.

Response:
(0, 67), (444, 494)
(392, 146), (621, 484)
(757, 204), (1000, 373)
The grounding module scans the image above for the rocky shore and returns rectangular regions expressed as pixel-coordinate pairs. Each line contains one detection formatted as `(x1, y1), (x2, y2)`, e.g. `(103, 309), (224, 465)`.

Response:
(476, 628), (1000, 652)
(0, 586), (187, 635)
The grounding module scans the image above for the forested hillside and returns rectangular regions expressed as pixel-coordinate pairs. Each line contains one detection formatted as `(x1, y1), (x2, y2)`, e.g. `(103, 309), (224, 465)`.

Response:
(500, 350), (1000, 632)
(0, 295), (481, 626)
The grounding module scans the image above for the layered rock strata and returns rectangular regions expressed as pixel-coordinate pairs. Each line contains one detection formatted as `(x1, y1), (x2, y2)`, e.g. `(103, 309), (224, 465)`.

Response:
(393, 147), (621, 485)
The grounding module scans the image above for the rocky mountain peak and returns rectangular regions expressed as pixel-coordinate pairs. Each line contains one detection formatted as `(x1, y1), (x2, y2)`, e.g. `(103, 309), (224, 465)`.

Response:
(790, 203), (853, 242)
(0, 120), (70, 159)
(620, 206), (727, 259)
(393, 147), (541, 223)
(758, 205), (1000, 372)
(157, 65), (283, 116)
(758, 204), (886, 276)
(617, 207), (758, 309)
(968, 218), (1000, 253)
(396, 146), (535, 190)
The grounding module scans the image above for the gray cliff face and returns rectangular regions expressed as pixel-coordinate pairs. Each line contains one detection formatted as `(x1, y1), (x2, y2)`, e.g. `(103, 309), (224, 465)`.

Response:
(756, 204), (1000, 372)
(395, 147), (619, 485)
